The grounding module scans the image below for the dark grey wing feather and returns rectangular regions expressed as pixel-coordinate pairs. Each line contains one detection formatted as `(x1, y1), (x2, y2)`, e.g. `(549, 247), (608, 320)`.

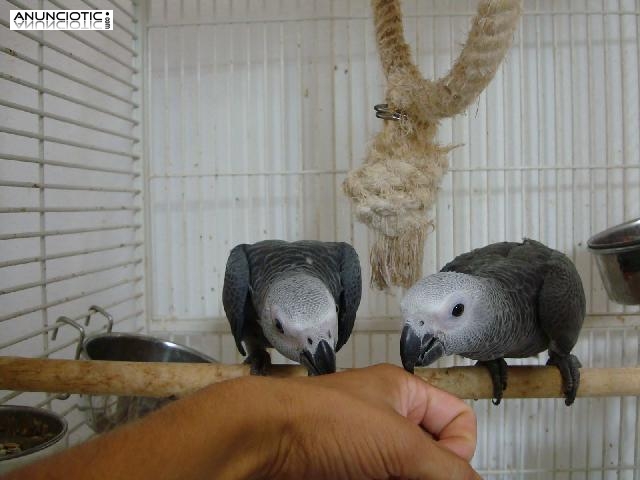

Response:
(222, 244), (251, 356)
(441, 241), (522, 274)
(537, 251), (586, 354)
(442, 239), (552, 298)
(336, 243), (362, 351)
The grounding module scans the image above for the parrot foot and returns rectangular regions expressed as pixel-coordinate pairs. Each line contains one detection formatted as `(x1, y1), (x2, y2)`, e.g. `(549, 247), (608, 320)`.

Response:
(547, 352), (581, 406)
(244, 349), (272, 376)
(476, 358), (508, 405)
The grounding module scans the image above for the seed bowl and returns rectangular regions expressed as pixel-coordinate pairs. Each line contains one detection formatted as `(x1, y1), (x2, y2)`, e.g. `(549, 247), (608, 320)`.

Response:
(587, 217), (640, 305)
(80, 333), (216, 433)
(0, 406), (68, 474)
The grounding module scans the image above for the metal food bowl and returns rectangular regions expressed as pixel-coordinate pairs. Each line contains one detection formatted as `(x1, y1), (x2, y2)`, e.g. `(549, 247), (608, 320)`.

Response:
(0, 406), (68, 474)
(81, 333), (216, 433)
(588, 217), (640, 305)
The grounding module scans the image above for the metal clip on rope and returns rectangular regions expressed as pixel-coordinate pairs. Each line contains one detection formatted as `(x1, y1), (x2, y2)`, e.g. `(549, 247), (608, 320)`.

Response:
(374, 103), (407, 121)
(51, 316), (86, 400)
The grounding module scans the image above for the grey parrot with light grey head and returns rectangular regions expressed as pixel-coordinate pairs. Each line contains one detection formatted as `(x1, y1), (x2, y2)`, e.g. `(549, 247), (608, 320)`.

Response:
(400, 239), (586, 405)
(222, 240), (361, 375)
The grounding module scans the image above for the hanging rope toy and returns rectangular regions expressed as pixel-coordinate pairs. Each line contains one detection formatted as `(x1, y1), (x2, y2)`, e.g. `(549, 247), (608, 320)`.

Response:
(343, 0), (522, 290)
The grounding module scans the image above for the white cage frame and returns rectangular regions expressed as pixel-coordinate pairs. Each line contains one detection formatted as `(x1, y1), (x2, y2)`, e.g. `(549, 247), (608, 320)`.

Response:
(2, 0), (640, 478)
(1, 0), (144, 444)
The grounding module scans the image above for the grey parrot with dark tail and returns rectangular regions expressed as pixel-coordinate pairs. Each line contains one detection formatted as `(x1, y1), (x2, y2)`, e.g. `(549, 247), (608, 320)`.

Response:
(400, 239), (586, 405)
(222, 240), (362, 375)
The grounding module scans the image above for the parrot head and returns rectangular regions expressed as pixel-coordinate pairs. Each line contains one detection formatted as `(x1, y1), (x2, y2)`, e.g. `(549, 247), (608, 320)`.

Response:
(261, 273), (338, 375)
(400, 272), (492, 373)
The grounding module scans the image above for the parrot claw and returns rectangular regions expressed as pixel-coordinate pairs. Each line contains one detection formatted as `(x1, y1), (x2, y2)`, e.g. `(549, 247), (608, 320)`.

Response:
(244, 349), (272, 376)
(547, 352), (581, 406)
(476, 358), (508, 405)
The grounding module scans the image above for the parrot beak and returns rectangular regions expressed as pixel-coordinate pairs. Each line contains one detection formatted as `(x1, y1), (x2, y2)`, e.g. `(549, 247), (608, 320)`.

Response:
(400, 324), (445, 373)
(300, 339), (336, 375)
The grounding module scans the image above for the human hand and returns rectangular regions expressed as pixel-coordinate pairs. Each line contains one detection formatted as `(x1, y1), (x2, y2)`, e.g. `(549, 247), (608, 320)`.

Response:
(2, 364), (477, 480)
(262, 363), (479, 480)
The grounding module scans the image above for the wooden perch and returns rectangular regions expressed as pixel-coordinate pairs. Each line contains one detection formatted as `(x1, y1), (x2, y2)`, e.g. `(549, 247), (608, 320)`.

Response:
(1, 356), (640, 400)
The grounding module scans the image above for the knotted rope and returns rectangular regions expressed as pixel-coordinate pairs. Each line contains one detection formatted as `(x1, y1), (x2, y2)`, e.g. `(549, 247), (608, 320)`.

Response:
(343, 0), (522, 289)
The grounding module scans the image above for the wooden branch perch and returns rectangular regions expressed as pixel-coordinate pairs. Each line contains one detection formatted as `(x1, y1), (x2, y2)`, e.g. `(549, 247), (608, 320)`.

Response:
(1, 357), (639, 400)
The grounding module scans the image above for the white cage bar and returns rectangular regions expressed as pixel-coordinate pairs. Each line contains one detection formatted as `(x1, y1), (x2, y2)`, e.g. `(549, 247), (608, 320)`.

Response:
(0, 0), (144, 445)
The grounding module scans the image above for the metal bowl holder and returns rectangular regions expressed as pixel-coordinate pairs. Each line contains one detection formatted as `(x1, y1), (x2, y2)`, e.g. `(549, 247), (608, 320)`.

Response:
(50, 306), (114, 400)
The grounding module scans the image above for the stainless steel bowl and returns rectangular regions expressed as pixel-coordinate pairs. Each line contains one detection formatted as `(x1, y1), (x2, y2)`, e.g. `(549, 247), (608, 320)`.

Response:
(588, 217), (640, 305)
(80, 333), (216, 433)
(0, 406), (68, 474)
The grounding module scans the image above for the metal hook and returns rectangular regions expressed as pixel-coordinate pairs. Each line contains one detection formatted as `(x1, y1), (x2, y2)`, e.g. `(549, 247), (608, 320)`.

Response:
(52, 316), (85, 360)
(85, 305), (114, 333)
(374, 103), (407, 122)
(51, 316), (86, 401)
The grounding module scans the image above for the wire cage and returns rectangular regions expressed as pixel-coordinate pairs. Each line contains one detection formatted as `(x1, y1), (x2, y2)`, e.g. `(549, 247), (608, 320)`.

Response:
(2, 0), (640, 477)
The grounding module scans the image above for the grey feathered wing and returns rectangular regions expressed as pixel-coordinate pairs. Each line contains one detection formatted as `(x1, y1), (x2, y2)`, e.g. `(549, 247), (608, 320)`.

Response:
(441, 241), (523, 274)
(222, 244), (251, 356)
(537, 250), (586, 354)
(336, 243), (362, 352)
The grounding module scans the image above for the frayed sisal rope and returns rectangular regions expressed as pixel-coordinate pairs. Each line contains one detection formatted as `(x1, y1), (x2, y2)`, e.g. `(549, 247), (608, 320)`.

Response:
(343, 0), (522, 290)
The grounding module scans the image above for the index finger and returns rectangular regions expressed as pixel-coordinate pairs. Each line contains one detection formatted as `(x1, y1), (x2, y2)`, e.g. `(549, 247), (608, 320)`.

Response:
(402, 375), (477, 462)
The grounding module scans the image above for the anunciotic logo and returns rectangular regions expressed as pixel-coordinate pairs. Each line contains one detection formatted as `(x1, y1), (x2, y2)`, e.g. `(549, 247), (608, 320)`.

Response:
(10, 10), (113, 30)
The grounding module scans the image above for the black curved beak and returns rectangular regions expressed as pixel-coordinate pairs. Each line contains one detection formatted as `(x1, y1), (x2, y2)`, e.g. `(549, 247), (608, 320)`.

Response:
(300, 339), (336, 375)
(400, 324), (444, 374)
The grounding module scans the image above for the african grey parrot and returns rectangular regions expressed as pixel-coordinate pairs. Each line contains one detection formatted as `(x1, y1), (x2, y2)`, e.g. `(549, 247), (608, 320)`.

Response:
(400, 239), (586, 405)
(222, 240), (362, 375)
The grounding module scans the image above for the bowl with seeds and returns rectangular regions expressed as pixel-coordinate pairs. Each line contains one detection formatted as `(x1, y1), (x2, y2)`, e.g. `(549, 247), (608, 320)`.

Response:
(0, 405), (67, 474)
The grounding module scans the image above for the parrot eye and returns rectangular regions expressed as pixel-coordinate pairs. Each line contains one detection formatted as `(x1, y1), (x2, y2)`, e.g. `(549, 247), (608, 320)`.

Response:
(307, 337), (313, 345)
(274, 319), (284, 334)
(328, 331), (332, 339)
(452, 304), (465, 317)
